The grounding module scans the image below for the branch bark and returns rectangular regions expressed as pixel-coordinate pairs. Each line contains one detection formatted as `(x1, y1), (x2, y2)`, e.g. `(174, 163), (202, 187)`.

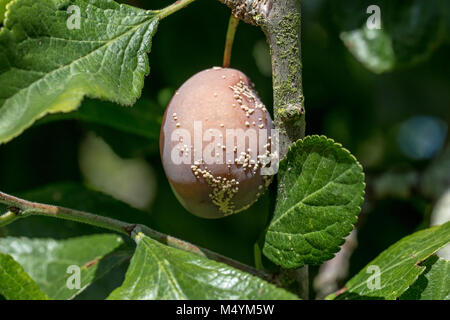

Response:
(262, 0), (306, 157)
(219, 0), (308, 299)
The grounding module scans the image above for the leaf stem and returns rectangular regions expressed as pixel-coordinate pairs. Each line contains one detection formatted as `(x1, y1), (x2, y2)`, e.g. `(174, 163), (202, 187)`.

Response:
(0, 190), (275, 283)
(0, 211), (19, 228)
(222, 14), (239, 68)
(157, 0), (197, 20)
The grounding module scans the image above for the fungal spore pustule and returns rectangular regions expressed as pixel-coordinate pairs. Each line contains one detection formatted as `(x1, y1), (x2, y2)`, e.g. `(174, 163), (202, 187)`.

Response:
(160, 67), (275, 219)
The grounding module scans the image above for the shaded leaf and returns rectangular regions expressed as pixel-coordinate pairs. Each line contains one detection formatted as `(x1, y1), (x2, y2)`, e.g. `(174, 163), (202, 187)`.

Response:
(0, 234), (125, 299)
(0, 252), (48, 300)
(334, 0), (445, 73)
(263, 135), (365, 269)
(74, 258), (129, 300)
(333, 222), (450, 300)
(108, 233), (297, 300)
(400, 255), (450, 300)
(85, 124), (159, 158)
(38, 97), (163, 144)
(0, 0), (159, 143)
(75, 97), (163, 157)
(340, 28), (394, 73)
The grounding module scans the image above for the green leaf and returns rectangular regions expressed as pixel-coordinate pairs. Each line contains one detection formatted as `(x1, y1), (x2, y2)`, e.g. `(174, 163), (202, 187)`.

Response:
(74, 259), (129, 300)
(400, 255), (450, 300)
(53, 97), (163, 157)
(0, 252), (49, 300)
(340, 28), (395, 74)
(0, 0), (159, 144)
(0, 234), (125, 299)
(333, 222), (450, 300)
(335, 0), (445, 73)
(0, 0), (12, 23)
(38, 97), (163, 143)
(108, 233), (298, 300)
(263, 135), (365, 269)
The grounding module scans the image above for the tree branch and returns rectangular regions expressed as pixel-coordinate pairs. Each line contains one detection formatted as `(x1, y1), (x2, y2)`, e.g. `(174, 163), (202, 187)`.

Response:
(263, 0), (307, 299)
(218, 0), (308, 298)
(0, 190), (275, 283)
(220, 0), (306, 155)
(262, 0), (306, 157)
(218, 0), (272, 25)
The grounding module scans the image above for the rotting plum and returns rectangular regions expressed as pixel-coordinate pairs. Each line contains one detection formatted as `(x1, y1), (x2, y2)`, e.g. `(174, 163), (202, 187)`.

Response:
(160, 67), (275, 219)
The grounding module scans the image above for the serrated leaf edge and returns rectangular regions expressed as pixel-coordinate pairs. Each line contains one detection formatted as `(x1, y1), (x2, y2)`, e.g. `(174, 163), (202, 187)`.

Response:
(264, 135), (366, 268)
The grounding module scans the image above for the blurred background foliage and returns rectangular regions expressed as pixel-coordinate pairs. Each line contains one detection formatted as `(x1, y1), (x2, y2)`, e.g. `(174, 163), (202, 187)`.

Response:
(1, 0), (449, 299)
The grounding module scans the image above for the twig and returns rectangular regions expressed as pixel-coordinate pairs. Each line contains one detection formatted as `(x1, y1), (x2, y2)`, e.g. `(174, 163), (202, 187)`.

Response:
(0, 191), (132, 235)
(0, 190), (275, 283)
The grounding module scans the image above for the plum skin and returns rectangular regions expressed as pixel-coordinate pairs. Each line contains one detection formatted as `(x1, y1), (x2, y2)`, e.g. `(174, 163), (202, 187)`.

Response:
(160, 67), (274, 219)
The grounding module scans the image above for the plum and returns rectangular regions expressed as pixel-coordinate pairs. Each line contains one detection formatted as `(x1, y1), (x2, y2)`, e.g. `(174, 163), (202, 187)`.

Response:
(160, 67), (274, 218)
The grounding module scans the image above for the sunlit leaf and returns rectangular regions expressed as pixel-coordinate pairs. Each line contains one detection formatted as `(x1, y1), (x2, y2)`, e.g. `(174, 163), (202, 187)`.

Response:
(0, 252), (48, 300)
(0, 0), (159, 143)
(263, 136), (365, 269)
(0, 234), (125, 299)
(0, 0), (12, 23)
(332, 222), (450, 300)
(109, 233), (297, 300)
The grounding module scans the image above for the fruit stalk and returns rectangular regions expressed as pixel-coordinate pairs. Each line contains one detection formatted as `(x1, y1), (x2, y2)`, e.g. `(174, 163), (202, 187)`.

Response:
(223, 15), (239, 68)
